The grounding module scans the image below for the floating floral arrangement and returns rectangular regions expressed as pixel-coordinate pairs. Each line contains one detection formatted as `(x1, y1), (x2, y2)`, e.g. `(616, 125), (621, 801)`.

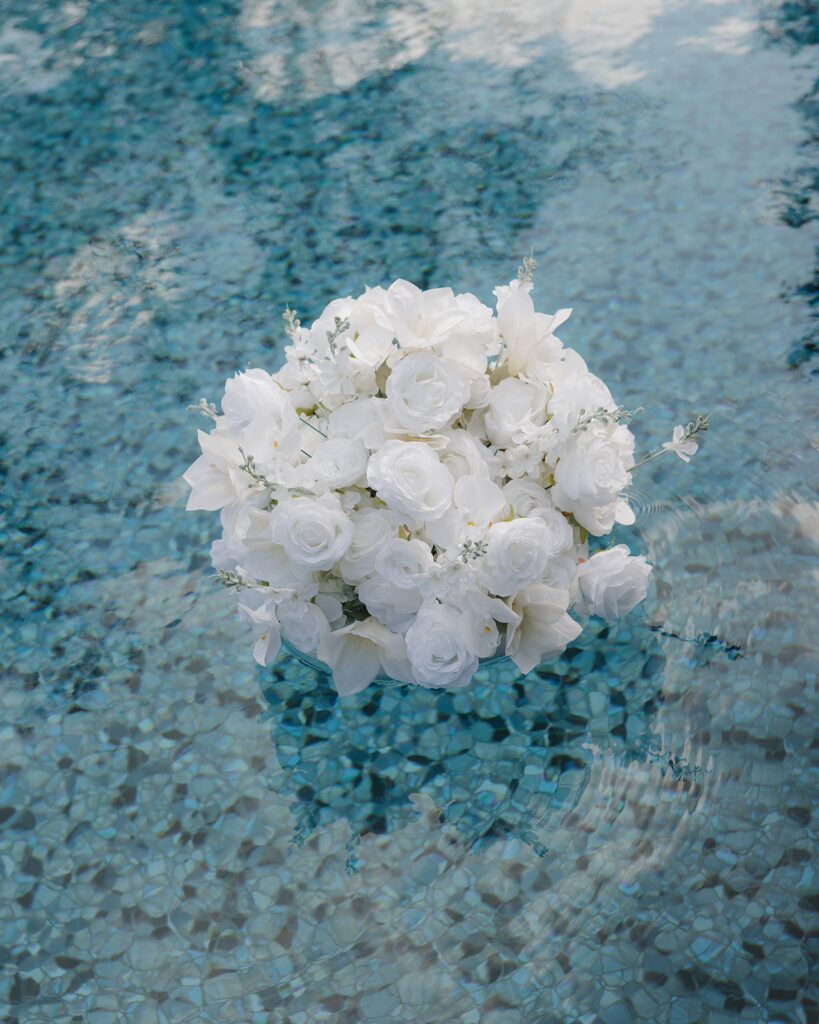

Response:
(184, 259), (705, 695)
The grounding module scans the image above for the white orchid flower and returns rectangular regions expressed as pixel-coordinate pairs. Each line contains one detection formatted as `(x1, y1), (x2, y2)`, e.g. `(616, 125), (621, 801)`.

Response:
(662, 424), (699, 462)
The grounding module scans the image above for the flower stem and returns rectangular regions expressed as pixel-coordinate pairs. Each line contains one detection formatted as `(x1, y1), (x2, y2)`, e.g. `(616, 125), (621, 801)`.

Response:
(629, 448), (666, 471)
(298, 415), (328, 438)
(628, 413), (710, 472)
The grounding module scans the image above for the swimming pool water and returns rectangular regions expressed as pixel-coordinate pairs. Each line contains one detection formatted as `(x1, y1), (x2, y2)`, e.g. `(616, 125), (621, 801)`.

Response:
(0, 0), (817, 1021)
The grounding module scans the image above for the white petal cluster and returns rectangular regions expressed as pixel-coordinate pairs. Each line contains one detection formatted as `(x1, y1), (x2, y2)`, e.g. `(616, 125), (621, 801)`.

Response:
(185, 271), (661, 695)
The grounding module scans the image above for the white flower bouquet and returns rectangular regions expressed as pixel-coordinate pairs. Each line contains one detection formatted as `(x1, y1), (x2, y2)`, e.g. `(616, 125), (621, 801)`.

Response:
(184, 260), (705, 696)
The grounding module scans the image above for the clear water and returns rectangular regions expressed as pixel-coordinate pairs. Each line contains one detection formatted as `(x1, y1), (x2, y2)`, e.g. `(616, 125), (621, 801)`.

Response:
(1, 1), (817, 1022)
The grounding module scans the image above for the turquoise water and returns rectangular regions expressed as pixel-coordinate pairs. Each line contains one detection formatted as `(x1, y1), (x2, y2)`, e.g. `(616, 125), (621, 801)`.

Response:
(1, 1), (817, 1021)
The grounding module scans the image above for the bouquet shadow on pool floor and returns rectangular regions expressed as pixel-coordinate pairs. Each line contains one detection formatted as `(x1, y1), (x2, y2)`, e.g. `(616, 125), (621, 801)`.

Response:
(259, 617), (715, 862)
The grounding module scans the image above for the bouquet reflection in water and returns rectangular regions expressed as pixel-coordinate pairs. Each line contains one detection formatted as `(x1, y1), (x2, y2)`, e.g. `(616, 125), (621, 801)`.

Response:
(259, 618), (706, 869)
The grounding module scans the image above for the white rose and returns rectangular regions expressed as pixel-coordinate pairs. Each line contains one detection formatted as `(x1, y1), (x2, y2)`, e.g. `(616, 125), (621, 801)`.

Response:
(311, 438), (368, 490)
(439, 430), (498, 482)
(536, 508), (574, 552)
(484, 377), (548, 448)
(385, 351), (470, 433)
(608, 421), (636, 467)
(269, 494), (353, 569)
(305, 296), (370, 359)
(221, 368), (297, 432)
(574, 545), (652, 620)
(436, 336), (492, 408)
(367, 440), (455, 523)
(358, 574), (423, 633)
(450, 291), (500, 357)
(547, 367), (616, 439)
(405, 601), (479, 688)
(277, 598), (331, 655)
(502, 479), (555, 519)
(337, 508), (399, 583)
(328, 396), (388, 449)
(375, 537), (435, 589)
(220, 507), (318, 593)
(478, 517), (557, 597)
(465, 372), (491, 410)
(542, 552), (579, 590)
(568, 501), (617, 536)
(551, 425), (630, 533)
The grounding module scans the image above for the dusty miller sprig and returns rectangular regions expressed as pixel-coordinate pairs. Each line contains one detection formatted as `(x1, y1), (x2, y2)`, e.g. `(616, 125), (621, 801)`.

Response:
(518, 254), (537, 283)
(283, 306), (301, 341)
(214, 569), (250, 591)
(238, 447), (277, 490)
(326, 316), (351, 355)
(187, 397), (219, 421)
(459, 539), (488, 563)
(573, 404), (643, 433)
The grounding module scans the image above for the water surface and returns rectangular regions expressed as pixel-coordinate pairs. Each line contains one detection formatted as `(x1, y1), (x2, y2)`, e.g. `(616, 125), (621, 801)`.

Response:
(0, 1), (817, 1021)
